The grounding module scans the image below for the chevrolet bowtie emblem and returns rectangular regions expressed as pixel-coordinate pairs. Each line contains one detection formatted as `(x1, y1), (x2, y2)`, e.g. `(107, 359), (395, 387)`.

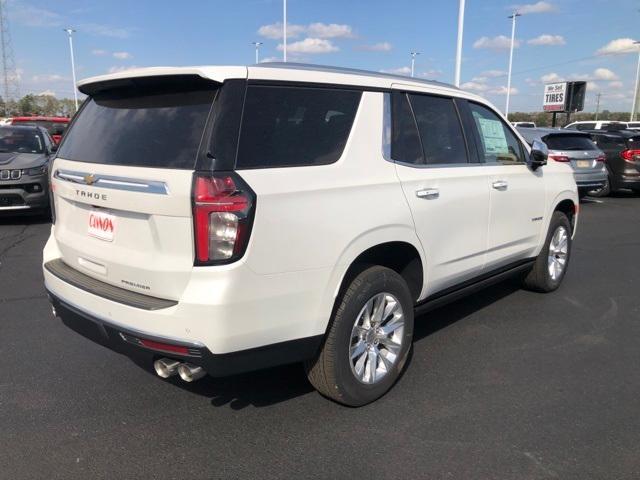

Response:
(84, 174), (96, 185)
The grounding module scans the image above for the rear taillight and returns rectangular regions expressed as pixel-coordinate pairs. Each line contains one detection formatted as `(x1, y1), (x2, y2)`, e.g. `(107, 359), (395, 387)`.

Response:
(596, 154), (606, 162)
(549, 155), (570, 162)
(49, 160), (56, 224)
(192, 172), (256, 265)
(620, 149), (640, 163)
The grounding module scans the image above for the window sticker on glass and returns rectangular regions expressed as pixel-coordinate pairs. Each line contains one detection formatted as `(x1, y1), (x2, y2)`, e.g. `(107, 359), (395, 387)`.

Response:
(478, 118), (508, 154)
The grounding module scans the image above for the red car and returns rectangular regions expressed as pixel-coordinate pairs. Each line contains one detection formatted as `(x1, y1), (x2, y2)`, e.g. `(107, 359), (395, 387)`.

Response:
(8, 116), (70, 144)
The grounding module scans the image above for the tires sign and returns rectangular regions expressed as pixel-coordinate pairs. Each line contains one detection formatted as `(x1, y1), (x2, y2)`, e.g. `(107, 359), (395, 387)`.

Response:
(543, 82), (567, 112)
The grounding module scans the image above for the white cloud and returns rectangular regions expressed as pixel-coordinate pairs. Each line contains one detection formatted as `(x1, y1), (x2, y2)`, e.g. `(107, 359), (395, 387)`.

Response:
(490, 86), (519, 95)
(471, 76), (488, 83)
(482, 69), (507, 78)
(608, 81), (624, 89)
(113, 51), (133, 60)
(593, 68), (618, 80)
(31, 74), (66, 82)
(527, 34), (565, 46)
(259, 56), (282, 63)
(37, 90), (56, 97)
(258, 22), (305, 40)
(306, 23), (354, 39)
(380, 66), (412, 75)
(9, 4), (62, 27)
(473, 35), (519, 50)
(461, 81), (489, 92)
(92, 49), (109, 56)
(540, 72), (564, 83)
(358, 42), (392, 52)
(78, 23), (132, 39)
(587, 81), (599, 91)
(420, 69), (442, 78)
(596, 38), (640, 56)
(277, 38), (338, 54)
(108, 65), (140, 74)
(510, 1), (557, 14)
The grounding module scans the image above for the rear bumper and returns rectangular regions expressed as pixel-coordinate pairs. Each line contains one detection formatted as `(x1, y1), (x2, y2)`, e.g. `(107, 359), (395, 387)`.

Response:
(0, 174), (49, 211)
(574, 170), (607, 190)
(48, 290), (322, 377)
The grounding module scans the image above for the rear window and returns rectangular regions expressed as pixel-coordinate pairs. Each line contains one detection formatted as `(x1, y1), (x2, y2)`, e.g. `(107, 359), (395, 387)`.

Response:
(235, 85), (362, 169)
(544, 135), (597, 151)
(58, 87), (216, 169)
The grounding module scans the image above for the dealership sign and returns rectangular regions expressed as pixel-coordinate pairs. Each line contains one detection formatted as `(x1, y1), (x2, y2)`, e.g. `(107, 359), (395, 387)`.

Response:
(543, 82), (567, 112)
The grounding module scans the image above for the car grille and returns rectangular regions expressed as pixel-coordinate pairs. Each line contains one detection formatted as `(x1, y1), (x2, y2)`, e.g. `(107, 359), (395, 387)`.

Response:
(0, 169), (21, 180)
(0, 194), (25, 207)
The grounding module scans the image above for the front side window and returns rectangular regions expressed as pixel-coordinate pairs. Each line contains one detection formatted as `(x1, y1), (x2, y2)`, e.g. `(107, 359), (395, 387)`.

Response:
(235, 85), (362, 169)
(409, 94), (468, 165)
(468, 102), (525, 164)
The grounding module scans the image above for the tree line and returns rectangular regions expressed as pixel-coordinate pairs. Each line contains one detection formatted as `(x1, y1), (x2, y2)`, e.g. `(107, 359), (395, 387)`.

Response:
(1, 94), (78, 118)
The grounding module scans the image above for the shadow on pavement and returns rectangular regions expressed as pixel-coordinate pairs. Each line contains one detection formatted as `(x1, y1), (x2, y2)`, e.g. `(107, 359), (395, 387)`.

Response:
(0, 212), (51, 226)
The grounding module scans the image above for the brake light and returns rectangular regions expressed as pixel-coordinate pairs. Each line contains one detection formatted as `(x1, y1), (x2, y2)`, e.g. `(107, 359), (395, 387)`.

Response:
(192, 172), (255, 265)
(596, 154), (606, 162)
(49, 160), (56, 224)
(620, 149), (640, 163)
(549, 155), (570, 162)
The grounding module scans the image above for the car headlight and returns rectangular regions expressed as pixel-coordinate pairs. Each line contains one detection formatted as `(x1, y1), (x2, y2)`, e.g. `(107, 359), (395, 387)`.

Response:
(23, 164), (48, 176)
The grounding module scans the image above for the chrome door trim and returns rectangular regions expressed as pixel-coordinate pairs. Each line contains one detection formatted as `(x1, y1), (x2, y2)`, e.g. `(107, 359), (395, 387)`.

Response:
(54, 169), (169, 195)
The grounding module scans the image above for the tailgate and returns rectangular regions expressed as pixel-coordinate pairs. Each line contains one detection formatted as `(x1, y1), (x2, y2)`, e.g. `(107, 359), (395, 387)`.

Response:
(51, 158), (195, 301)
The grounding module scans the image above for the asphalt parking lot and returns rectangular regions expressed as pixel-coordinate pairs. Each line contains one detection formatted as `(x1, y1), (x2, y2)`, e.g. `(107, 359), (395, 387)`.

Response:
(1, 193), (640, 480)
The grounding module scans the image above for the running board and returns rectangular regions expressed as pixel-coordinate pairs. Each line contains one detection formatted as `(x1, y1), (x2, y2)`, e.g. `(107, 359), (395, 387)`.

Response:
(414, 259), (535, 316)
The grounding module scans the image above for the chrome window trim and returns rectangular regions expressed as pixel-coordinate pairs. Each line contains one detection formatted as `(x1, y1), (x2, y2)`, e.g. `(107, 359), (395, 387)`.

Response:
(54, 169), (169, 195)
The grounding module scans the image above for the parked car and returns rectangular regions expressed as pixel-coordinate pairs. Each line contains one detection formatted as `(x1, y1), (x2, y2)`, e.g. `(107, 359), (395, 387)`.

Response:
(43, 64), (578, 406)
(8, 116), (70, 144)
(512, 121), (536, 128)
(517, 127), (607, 198)
(626, 121), (640, 131)
(584, 129), (640, 196)
(564, 120), (628, 131)
(0, 125), (54, 213)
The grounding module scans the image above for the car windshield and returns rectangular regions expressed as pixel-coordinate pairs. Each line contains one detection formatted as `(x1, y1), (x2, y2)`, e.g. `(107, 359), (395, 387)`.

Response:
(544, 134), (597, 151)
(0, 127), (44, 154)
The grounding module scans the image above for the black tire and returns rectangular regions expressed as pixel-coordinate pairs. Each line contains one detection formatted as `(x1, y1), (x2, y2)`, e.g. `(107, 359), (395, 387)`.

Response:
(587, 177), (611, 197)
(305, 266), (414, 407)
(523, 211), (572, 292)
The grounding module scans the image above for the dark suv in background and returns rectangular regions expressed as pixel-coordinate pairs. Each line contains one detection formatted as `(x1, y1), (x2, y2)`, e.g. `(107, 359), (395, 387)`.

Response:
(586, 129), (640, 197)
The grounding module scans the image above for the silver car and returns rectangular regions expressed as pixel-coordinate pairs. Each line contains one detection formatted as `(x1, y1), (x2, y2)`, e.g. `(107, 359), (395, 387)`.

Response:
(518, 127), (607, 198)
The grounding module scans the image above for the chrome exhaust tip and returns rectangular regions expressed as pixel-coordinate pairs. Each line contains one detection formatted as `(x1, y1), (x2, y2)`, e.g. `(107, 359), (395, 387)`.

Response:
(154, 358), (181, 378)
(177, 363), (206, 382)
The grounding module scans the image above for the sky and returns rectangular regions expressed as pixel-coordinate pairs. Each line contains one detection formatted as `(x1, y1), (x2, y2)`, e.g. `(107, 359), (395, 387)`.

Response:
(6, 0), (640, 113)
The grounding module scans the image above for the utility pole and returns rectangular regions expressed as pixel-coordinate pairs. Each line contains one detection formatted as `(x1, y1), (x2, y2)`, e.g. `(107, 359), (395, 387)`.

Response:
(505, 12), (521, 119)
(454, 0), (465, 87)
(63, 28), (78, 111)
(283, 0), (287, 62)
(595, 93), (602, 121)
(0, 0), (19, 116)
(251, 41), (263, 64)
(630, 41), (640, 122)
(410, 52), (420, 78)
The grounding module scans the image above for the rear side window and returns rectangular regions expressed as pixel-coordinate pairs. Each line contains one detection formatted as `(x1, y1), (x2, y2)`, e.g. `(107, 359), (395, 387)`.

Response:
(58, 87), (216, 169)
(574, 123), (595, 131)
(468, 102), (524, 164)
(235, 85), (362, 169)
(391, 92), (423, 164)
(543, 135), (598, 151)
(408, 93), (468, 165)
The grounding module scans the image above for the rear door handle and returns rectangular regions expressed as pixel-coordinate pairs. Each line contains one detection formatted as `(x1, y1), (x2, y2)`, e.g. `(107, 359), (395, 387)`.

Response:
(416, 188), (439, 199)
(492, 180), (508, 190)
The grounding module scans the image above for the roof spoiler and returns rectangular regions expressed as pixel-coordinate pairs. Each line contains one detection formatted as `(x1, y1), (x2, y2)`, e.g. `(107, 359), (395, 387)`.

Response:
(78, 73), (220, 96)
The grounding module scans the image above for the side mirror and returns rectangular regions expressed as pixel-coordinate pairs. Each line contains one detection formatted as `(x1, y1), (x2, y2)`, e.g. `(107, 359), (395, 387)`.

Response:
(529, 139), (548, 170)
(49, 144), (58, 155)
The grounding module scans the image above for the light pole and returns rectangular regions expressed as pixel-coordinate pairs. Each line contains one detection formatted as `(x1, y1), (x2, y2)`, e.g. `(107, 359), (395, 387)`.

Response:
(283, 0), (287, 62)
(63, 28), (78, 111)
(410, 52), (420, 78)
(454, 0), (465, 87)
(595, 92), (602, 121)
(505, 12), (521, 119)
(251, 41), (263, 64)
(630, 41), (640, 122)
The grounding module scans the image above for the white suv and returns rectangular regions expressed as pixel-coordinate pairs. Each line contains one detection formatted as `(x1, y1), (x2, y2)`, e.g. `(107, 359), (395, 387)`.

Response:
(43, 64), (578, 406)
